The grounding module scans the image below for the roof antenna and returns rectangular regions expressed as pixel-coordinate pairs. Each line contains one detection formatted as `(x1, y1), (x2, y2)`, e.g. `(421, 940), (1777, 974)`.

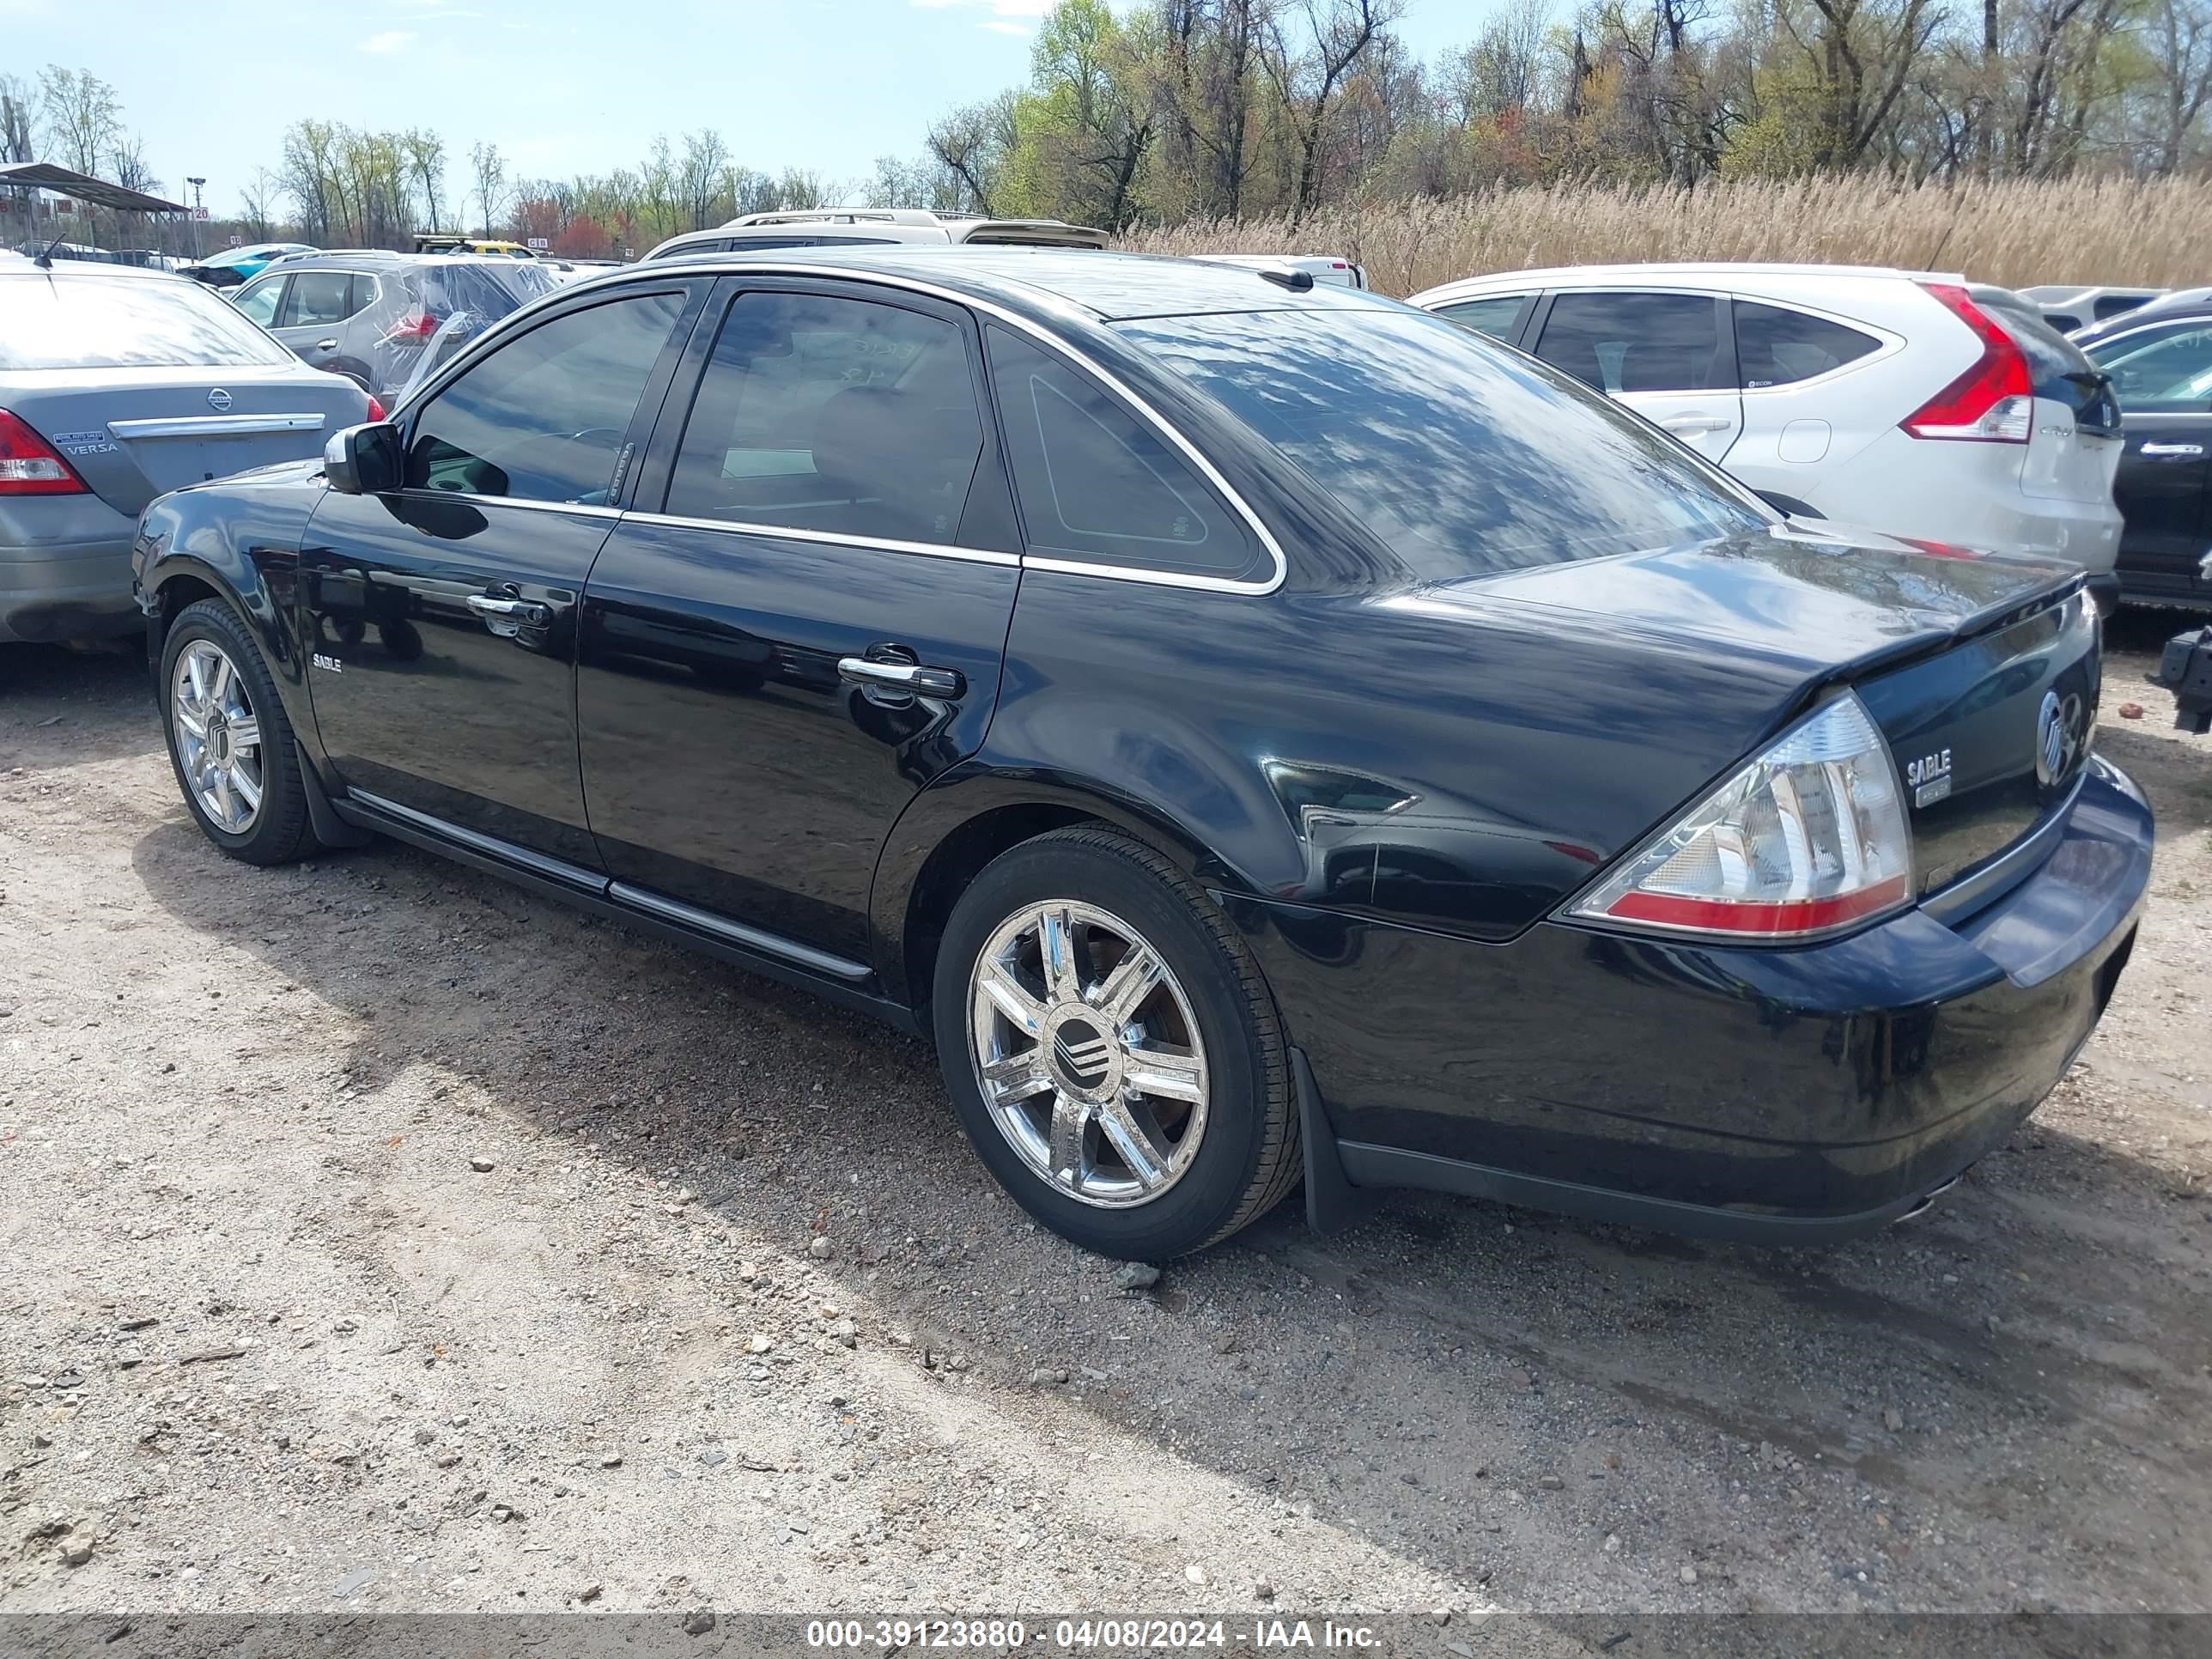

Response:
(30, 228), (66, 270)
(1257, 267), (1314, 291)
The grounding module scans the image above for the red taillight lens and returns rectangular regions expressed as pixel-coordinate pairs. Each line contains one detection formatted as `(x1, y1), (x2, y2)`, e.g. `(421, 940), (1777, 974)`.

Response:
(1903, 283), (2033, 443)
(0, 409), (88, 495)
(380, 310), (441, 344)
(365, 395), (386, 422)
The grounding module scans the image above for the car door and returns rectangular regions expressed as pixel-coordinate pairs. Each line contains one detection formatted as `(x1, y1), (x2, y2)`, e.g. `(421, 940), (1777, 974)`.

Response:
(2086, 319), (2212, 605)
(300, 279), (706, 872)
(269, 269), (370, 381)
(574, 275), (1021, 966)
(1724, 297), (1886, 511)
(1531, 289), (1743, 460)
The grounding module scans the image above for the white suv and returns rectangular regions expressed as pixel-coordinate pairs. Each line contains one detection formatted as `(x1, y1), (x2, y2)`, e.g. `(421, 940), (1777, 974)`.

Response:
(1408, 263), (2124, 602)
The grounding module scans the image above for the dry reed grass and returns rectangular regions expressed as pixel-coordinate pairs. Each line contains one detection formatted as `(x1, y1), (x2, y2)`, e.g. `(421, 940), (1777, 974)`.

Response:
(1119, 175), (2212, 298)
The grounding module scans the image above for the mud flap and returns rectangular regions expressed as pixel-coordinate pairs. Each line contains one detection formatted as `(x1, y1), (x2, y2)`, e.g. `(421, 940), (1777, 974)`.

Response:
(1293, 1047), (1378, 1236)
(295, 742), (374, 849)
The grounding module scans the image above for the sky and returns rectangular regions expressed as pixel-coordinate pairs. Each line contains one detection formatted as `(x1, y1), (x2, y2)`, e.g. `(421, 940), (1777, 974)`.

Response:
(4, 0), (1492, 217)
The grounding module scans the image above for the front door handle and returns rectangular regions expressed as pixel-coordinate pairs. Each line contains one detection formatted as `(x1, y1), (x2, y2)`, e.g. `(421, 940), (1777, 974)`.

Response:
(838, 656), (963, 698)
(315, 337), (340, 351)
(467, 593), (552, 626)
(2139, 441), (2205, 459)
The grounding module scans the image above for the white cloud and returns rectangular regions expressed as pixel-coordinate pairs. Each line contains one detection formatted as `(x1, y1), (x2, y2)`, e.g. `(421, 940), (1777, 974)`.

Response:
(361, 29), (418, 53)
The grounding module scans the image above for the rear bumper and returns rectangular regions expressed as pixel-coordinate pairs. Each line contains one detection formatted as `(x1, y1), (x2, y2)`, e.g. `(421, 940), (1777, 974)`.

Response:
(0, 537), (139, 644)
(1240, 758), (2153, 1243)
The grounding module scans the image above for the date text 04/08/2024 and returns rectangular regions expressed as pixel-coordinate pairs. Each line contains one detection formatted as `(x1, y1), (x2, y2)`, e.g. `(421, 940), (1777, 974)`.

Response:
(802, 1619), (1385, 1649)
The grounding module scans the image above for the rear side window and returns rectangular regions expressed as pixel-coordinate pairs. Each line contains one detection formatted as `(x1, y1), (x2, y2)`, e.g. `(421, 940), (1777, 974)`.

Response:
(1431, 294), (1529, 342)
(665, 290), (985, 545)
(2087, 323), (2212, 413)
(1536, 291), (1727, 392)
(404, 290), (684, 504)
(1733, 301), (1879, 388)
(988, 325), (1258, 579)
(0, 274), (297, 370)
(1118, 309), (1763, 580)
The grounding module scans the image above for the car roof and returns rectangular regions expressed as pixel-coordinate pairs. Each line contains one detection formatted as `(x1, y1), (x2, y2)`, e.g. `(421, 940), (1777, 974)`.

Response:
(1411, 261), (1965, 304)
(600, 245), (1400, 323)
(0, 257), (182, 283)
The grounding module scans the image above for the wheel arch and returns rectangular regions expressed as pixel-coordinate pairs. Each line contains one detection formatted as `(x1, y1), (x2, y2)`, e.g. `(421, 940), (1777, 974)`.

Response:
(873, 769), (1261, 1021)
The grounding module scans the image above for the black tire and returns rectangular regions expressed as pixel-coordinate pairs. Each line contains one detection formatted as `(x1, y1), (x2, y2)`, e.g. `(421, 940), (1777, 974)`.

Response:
(160, 598), (321, 866)
(932, 827), (1301, 1259)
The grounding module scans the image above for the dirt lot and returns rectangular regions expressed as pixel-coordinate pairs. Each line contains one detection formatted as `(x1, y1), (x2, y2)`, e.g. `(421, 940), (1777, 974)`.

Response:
(3, 617), (2209, 1623)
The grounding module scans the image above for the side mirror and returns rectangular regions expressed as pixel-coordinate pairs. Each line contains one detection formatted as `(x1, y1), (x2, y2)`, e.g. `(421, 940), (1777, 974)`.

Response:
(324, 422), (402, 495)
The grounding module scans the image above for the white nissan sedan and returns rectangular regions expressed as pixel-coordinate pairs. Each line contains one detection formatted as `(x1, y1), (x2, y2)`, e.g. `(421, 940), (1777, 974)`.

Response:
(1409, 263), (2125, 605)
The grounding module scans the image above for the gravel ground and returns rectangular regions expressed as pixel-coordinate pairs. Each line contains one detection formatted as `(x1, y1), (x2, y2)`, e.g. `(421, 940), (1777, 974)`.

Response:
(2, 615), (2209, 1620)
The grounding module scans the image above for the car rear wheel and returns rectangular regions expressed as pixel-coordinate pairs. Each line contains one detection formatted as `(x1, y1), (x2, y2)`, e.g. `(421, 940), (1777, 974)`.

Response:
(933, 828), (1301, 1259)
(161, 599), (319, 866)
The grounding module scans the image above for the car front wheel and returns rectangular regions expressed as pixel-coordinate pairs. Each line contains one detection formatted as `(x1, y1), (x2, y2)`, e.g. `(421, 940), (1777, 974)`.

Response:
(161, 599), (319, 865)
(933, 828), (1302, 1259)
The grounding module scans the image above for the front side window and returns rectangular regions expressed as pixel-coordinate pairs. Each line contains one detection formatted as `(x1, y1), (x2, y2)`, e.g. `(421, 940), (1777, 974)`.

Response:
(1536, 291), (1727, 393)
(1118, 309), (1764, 581)
(1432, 294), (1528, 342)
(665, 290), (984, 545)
(231, 276), (286, 331)
(280, 269), (360, 329)
(1734, 301), (1880, 388)
(989, 325), (1256, 578)
(403, 290), (684, 504)
(2088, 324), (2212, 413)
(0, 273), (300, 370)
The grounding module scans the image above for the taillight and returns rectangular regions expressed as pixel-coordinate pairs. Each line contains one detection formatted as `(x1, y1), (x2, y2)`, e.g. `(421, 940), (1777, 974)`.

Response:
(0, 409), (88, 495)
(1569, 695), (1911, 941)
(1903, 283), (2033, 443)
(380, 310), (441, 344)
(365, 395), (386, 422)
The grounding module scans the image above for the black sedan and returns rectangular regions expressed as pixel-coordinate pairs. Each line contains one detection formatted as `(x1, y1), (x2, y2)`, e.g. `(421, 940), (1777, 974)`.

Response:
(2075, 294), (2212, 611)
(131, 250), (2152, 1259)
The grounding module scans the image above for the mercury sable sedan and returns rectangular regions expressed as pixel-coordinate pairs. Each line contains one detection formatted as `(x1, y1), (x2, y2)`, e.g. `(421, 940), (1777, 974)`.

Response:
(131, 251), (2152, 1259)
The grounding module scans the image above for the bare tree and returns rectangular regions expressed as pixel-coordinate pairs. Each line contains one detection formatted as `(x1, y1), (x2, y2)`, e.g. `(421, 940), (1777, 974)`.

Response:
(1262, 0), (1401, 218)
(2142, 0), (2212, 172)
(470, 140), (507, 238)
(38, 66), (121, 177)
(240, 167), (277, 240)
(678, 129), (732, 229)
(404, 130), (447, 232)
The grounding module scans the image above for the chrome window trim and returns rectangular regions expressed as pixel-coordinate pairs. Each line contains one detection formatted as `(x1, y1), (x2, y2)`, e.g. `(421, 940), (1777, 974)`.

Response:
(110, 412), (327, 439)
(445, 260), (1290, 595)
(620, 510), (1019, 567)
(348, 790), (605, 891)
(389, 488), (622, 520)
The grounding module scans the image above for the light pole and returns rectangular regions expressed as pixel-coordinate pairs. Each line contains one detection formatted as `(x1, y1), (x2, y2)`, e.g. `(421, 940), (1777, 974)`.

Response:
(185, 176), (205, 259)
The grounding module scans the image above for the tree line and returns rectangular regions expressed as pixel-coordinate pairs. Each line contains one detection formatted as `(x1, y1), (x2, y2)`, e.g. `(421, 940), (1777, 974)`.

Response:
(9, 0), (2212, 259)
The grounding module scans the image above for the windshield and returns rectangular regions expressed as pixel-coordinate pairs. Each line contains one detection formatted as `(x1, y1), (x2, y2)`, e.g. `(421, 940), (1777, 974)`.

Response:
(0, 272), (298, 371)
(1116, 308), (1765, 580)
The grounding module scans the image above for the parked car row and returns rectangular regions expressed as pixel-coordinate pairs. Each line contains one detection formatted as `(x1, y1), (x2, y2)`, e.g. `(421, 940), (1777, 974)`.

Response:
(117, 247), (2148, 1257)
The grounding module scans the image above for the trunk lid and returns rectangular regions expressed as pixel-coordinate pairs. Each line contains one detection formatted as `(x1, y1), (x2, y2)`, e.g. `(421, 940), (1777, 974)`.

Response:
(1469, 526), (2098, 902)
(15, 364), (365, 516)
(1972, 285), (2126, 505)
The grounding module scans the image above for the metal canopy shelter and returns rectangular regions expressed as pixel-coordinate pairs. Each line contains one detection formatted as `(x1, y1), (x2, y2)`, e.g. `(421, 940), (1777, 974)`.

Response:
(0, 162), (187, 216)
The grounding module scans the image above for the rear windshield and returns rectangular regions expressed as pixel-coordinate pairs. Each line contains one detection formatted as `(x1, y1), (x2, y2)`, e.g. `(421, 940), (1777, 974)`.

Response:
(423, 260), (560, 319)
(1115, 308), (1765, 580)
(1974, 289), (2119, 431)
(0, 272), (298, 371)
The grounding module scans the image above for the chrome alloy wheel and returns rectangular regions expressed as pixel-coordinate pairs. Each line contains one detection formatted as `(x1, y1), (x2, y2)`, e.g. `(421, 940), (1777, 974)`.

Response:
(171, 640), (264, 834)
(968, 901), (1211, 1208)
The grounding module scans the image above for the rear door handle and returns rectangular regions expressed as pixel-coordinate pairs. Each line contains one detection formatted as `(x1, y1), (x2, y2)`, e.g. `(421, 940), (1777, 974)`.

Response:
(2139, 441), (2205, 459)
(838, 656), (963, 698)
(467, 594), (552, 626)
